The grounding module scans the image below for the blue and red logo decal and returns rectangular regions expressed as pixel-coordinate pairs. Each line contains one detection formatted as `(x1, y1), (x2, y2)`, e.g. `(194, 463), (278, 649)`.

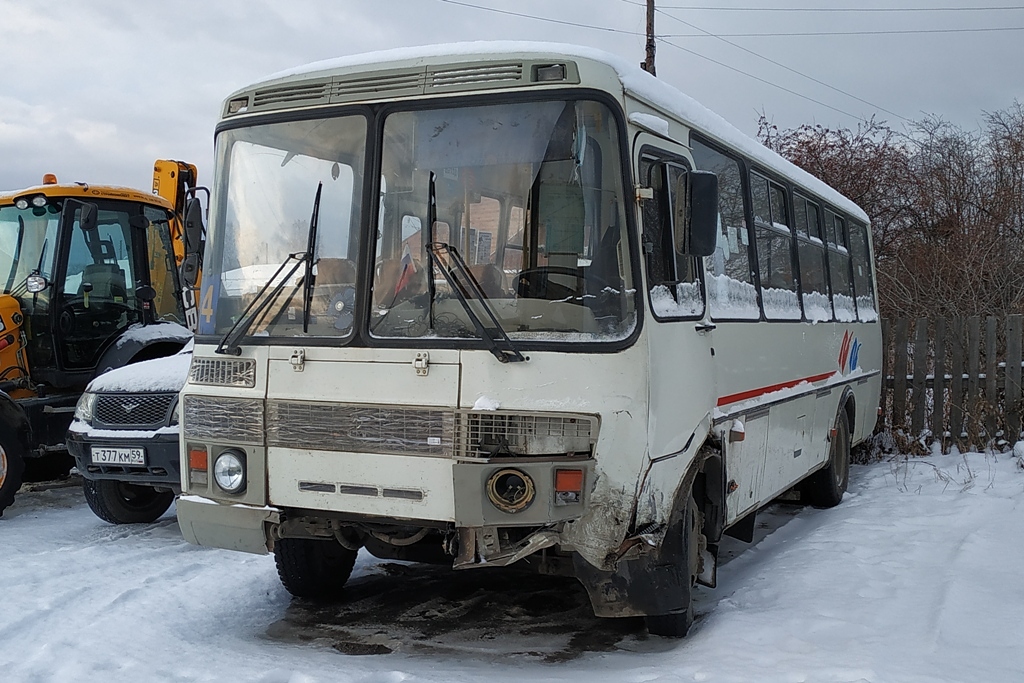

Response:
(839, 330), (861, 374)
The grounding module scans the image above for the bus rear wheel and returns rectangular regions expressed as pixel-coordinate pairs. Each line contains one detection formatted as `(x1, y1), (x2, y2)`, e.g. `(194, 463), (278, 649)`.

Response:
(0, 429), (26, 517)
(274, 537), (358, 601)
(804, 409), (851, 508)
(645, 490), (701, 638)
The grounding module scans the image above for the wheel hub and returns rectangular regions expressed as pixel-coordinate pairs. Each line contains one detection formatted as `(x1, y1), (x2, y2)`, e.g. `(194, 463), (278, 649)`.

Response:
(0, 447), (7, 488)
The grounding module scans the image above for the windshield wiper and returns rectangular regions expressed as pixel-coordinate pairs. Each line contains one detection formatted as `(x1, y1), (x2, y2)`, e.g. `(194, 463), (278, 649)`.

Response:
(215, 252), (306, 355)
(216, 183), (324, 355)
(427, 241), (526, 364)
(302, 182), (323, 333)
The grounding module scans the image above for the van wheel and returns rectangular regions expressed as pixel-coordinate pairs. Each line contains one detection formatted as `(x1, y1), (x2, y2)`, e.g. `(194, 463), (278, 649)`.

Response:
(804, 409), (851, 508)
(274, 537), (358, 600)
(0, 429), (26, 517)
(645, 490), (700, 638)
(82, 478), (175, 524)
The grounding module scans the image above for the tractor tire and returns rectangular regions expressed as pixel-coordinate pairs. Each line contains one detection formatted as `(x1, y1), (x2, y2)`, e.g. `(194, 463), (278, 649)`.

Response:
(274, 537), (358, 601)
(0, 426), (26, 517)
(82, 478), (174, 524)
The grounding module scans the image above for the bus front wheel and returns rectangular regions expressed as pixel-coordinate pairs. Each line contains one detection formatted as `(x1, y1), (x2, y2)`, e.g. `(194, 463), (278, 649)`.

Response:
(645, 490), (701, 638)
(274, 537), (358, 600)
(804, 409), (851, 508)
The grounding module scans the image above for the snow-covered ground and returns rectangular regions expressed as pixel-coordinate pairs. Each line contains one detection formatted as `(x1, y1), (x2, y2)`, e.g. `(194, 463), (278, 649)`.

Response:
(2, 452), (1022, 683)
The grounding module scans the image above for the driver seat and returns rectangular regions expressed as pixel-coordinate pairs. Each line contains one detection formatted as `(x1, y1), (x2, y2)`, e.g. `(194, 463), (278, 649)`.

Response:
(79, 263), (128, 303)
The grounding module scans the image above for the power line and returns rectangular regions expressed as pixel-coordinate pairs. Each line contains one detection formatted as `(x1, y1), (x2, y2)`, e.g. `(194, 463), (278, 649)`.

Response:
(657, 36), (865, 122)
(436, 0), (636, 35)
(658, 25), (1024, 37)
(647, 4), (1024, 12)
(654, 8), (909, 121)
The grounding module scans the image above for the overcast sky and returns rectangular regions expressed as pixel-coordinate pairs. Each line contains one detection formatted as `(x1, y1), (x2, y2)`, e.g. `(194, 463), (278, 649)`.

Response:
(2, 0), (1022, 192)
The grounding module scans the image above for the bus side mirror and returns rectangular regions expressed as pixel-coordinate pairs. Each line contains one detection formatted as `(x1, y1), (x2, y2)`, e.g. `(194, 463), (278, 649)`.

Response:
(686, 170), (718, 257)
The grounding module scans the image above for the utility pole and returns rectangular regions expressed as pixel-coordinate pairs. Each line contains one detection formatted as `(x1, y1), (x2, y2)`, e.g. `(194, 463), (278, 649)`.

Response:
(642, 0), (656, 76)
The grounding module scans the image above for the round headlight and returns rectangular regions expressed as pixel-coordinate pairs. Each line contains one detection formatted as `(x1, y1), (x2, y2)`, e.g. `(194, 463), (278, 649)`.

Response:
(213, 449), (246, 494)
(74, 392), (97, 424)
(486, 468), (535, 514)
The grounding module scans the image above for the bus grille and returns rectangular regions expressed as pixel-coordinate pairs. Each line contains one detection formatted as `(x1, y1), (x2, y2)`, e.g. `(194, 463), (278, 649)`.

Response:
(267, 401), (454, 456)
(183, 396), (264, 444)
(189, 357), (256, 388)
(264, 401), (597, 459)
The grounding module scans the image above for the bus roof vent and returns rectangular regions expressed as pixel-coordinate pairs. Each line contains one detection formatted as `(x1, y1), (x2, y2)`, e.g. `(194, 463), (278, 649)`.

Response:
(250, 80), (331, 112)
(330, 68), (426, 103)
(428, 62), (525, 91)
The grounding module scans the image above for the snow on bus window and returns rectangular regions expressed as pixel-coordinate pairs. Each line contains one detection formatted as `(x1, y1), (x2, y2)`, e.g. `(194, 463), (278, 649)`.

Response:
(706, 272), (759, 318)
(651, 282), (703, 317)
(802, 291), (832, 322)
(761, 286), (801, 320)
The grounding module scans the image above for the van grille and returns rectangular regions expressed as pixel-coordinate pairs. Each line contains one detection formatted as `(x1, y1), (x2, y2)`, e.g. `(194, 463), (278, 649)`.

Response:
(94, 393), (176, 429)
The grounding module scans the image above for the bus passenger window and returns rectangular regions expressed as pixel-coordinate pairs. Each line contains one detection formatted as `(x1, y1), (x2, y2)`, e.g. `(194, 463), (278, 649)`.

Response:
(691, 138), (758, 320)
(751, 172), (799, 320)
(795, 195), (832, 322)
(849, 220), (877, 321)
(826, 211), (856, 321)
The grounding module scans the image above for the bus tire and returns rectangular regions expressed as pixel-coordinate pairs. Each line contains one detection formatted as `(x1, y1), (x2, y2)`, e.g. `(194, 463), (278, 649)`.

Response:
(0, 427), (26, 517)
(645, 490), (700, 638)
(274, 537), (358, 601)
(804, 409), (850, 508)
(82, 479), (175, 524)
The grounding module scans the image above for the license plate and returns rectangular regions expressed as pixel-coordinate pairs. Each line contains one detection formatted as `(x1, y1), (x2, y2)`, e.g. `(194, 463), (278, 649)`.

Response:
(90, 446), (145, 466)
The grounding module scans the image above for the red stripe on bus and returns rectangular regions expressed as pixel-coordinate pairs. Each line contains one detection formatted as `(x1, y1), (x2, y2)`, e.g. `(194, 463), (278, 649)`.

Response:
(717, 371), (837, 407)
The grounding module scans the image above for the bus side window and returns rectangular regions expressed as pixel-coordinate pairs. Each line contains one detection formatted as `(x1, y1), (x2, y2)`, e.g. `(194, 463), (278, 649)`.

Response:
(849, 220), (877, 321)
(690, 137), (758, 320)
(640, 153), (704, 319)
(795, 195), (832, 322)
(751, 172), (799, 320)
(826, 210), (857, 322)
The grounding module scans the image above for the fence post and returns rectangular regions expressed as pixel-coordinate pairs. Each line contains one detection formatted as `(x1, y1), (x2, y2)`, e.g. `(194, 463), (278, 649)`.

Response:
(891, 319), (910, 433)
(933, 318), (947, 452)
(985, 316), (999, 443)
(967, 316), (982, 446)
(950, 317), (966, 440)
(1007, 315), (1023, 444)
(879, 318), (892, 433)
(911, 318), (929, 436)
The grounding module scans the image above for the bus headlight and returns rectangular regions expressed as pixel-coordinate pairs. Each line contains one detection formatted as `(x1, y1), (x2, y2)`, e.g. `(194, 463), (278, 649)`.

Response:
(74, 392), (97, 424)
(486, 468), (535, 514)
(213, 449), (246, 494)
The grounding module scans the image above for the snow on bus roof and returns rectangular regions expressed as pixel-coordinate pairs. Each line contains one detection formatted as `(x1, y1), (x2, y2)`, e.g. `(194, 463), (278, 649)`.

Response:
(254, 41), (867, 223)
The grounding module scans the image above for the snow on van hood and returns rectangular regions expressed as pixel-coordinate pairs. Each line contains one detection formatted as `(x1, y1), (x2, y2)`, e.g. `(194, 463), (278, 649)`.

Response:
(87, 340), (193, 394)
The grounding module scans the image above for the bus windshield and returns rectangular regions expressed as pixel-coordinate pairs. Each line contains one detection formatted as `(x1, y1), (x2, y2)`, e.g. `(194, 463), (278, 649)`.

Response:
(201, 98), (636, 344)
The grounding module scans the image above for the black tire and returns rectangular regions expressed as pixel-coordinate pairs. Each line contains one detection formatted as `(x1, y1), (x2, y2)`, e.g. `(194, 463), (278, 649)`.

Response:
(82, 478), (175, 524)
(803, 409), (851, 508)
(0, 429), (26, 517)
(274, 537), (358, 601)
(646, 491), (700, 638)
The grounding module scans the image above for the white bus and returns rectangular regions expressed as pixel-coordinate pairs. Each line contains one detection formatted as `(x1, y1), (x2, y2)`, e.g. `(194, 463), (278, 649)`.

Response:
(177, 43), (881, 638)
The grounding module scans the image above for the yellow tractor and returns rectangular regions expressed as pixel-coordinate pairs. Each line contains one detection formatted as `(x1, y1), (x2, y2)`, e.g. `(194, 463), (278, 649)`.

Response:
(0, 161), (204, 515)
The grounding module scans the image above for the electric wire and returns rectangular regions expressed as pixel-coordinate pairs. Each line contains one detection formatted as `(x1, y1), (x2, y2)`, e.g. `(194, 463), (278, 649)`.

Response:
(649, 4), (1024, 12)
(653, 8), (910, 122)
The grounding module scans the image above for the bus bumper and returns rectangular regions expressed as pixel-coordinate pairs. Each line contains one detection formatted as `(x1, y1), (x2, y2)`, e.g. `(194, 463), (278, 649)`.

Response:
(176, 495), (280, 555)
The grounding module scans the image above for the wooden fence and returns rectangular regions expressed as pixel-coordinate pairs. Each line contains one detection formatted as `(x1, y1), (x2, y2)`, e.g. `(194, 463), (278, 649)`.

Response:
(880, 316), (1024, 451)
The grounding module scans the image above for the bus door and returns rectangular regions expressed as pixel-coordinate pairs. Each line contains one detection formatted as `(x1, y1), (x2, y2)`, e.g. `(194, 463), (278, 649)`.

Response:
(635, 135), (718, 464)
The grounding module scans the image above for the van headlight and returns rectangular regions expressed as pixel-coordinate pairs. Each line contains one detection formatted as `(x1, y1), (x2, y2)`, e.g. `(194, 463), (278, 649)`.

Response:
(74, 392), (97, 424)
(213, 449), (246, 494)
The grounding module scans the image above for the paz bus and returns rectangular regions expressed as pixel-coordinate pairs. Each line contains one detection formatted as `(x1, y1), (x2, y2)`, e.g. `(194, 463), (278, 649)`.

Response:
(176, 43), (880, 637)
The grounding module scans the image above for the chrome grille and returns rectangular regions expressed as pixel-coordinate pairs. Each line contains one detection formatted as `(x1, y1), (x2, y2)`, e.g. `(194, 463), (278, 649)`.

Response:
(428, 63), (524, 88)
(267, 401), (454, 456)
(94, 393), (176, 428)
(189, 357), (256, 388)
(183, 395), (264, 444)
(454, 412), (598, 459)
(251, 80), (330, 110)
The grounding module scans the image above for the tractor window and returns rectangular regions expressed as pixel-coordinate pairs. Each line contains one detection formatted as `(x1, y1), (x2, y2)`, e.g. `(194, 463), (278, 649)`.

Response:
(143, 206), (183, 324)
